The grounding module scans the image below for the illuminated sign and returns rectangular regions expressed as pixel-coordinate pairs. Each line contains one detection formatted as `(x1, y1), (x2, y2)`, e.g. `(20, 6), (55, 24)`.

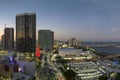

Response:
(36, 44), (41, 57)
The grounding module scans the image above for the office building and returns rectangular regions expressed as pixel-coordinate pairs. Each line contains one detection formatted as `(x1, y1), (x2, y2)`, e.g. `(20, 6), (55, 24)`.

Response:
(2, 28), (14, 50)
(54, 40), (59, 48)
(1, 34), (5, 50)
(38, 30), (54, 50)
(68, 38), (76, 47)
(16, 12), (36, 52)
(68, 38), (80, 47)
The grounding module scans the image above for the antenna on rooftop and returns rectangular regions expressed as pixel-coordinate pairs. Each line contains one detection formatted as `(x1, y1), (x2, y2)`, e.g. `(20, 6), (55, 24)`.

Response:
(5, 24), (6, 28)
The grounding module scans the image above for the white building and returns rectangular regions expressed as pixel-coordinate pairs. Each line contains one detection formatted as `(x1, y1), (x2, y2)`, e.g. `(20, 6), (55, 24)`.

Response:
(67, 61), (105, 80)
(59, 48), (96, 60)
(68, 38), (80, 47)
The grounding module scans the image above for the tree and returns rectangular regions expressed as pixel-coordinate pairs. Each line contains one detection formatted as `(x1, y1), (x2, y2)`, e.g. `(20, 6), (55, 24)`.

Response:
(115, 73), (120, 80)
(63, 69), (76, 80)
(53, 49), (59, 54)
(98, 75), (108, 80)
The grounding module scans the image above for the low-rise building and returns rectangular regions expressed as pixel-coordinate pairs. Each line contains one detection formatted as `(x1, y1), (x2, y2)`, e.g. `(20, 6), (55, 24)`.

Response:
(67, 61), (105, 80)
(12, 73), (32, 80)
(59, 48), (98, 61)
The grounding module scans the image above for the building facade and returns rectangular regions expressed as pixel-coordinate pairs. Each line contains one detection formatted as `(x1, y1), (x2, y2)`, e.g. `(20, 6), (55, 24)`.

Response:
(2, 28), (14, 50)
(68, 38), (80, 47)
(1, 34), (5, 50)
(16, 12), (36, 52)
(38, 30), (54, 50)
(68, 38), (76, 47)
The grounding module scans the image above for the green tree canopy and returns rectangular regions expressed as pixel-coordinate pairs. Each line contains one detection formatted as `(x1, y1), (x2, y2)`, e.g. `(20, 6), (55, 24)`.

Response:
(115, 73), (120, 80)
(98, 75), (108, 80)
(63, 69), (76, 80)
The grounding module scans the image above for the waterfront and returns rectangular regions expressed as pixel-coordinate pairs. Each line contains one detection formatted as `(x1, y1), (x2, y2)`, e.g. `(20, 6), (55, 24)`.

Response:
(81, 42), (120, 54)
(94, 47), (120, 54)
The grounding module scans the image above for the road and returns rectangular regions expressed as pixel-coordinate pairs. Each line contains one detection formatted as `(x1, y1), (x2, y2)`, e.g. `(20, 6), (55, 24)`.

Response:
(36, 54), (57, 80)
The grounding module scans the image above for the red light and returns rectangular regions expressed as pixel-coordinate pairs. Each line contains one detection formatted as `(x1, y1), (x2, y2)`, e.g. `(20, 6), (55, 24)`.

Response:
(36, 44), (40, 57)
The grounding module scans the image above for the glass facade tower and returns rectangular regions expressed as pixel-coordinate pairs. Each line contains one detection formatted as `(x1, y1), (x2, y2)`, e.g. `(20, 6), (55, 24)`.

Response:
(38, 30), (54, 50)
(16, 12), (36, 52)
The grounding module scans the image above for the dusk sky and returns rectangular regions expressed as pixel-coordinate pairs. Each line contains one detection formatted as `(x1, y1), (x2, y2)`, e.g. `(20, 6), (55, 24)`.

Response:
(0, 0), (120, 41)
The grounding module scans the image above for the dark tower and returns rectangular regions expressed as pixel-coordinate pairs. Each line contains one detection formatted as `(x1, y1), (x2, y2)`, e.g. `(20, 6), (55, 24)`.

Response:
(4, 28), (14, 50)
(16, 12), (36, 52)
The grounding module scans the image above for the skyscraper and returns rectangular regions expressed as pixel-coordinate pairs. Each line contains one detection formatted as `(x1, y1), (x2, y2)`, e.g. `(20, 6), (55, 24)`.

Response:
(68, 38), (80, 47)
(38, 30), (54, 50)
(1, 34), (5, 50)
(3, 28), (14, 50)
(16, 12), (36, 52)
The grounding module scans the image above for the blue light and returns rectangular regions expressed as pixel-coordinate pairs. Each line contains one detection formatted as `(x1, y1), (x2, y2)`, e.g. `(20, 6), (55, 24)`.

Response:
(9, 56), (13, 62)
(9, 55), (15, 65)
(113, 60), (119, 65)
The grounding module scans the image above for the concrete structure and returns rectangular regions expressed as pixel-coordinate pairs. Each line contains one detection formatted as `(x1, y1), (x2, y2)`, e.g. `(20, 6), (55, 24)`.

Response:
(59, 48), (99, 63)
(54, 40), (59, 48)
(68, 38), (80, 47)
(16, 60), (35, 77)
(0, 51), (36, 79)
(16, 12), (36, 52)
(0, 52), (8, 60)
(1, 34), (5, 50)
(12, 73), (32, 80)
(2, 28), (14, 50)
(38, 30), (54, 50)
(67, 62), (105, 80)
(0, 56), (19, 79)
(98, 60), (120, 73)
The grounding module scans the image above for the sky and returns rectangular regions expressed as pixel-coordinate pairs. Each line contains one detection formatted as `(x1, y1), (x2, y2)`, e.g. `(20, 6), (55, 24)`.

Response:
(0, 0), (120, 41)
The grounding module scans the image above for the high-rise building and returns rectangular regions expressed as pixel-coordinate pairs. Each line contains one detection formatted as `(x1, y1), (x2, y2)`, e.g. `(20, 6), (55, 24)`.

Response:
(16, 12), (36, 52)
(38, 30), (54, 50)
(1, 34), (5, 50)
(3, 28), (14, 50)
(54, 40), (59, 48)
(68, 38), (80, 47)
(68, 38), (76, 47)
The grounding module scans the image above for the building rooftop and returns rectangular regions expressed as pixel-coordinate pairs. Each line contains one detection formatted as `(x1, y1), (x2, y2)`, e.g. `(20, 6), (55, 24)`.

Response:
(12, 73), (32, 80)
(16, 12), (36, 16)
(59, 48), (93, 57)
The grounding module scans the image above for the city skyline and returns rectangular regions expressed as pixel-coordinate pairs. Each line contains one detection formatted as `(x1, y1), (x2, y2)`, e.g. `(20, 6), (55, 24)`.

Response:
(0, 0), (120, 41)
